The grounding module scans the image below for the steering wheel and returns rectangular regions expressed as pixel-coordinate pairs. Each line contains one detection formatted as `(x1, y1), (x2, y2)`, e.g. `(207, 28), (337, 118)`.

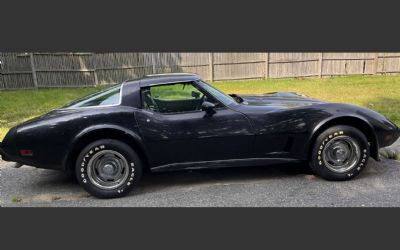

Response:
(144, 92), (159, 112)
(196, 94), (207, 110)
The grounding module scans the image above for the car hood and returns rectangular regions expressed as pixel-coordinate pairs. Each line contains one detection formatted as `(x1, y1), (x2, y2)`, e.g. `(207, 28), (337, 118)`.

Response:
(238, 92), (325, 109)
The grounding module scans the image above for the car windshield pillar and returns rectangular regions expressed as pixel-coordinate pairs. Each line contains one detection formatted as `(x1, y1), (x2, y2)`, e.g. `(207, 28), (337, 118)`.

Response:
(195, 80), (236, 106)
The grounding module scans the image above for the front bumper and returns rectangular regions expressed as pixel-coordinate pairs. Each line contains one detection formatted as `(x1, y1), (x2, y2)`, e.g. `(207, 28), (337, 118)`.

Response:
(379, 126), (400, 148)
(391, 127), (400, 145)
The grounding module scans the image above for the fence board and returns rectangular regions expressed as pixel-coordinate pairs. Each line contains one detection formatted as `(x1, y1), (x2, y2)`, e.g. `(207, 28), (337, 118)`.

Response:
(269, 53), (319, 78)
(2, 73), (34, 89)
(1, 52), (400, 89)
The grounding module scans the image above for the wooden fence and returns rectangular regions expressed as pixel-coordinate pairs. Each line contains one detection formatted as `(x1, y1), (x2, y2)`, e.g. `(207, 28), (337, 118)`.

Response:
(1, 52), (400, 89)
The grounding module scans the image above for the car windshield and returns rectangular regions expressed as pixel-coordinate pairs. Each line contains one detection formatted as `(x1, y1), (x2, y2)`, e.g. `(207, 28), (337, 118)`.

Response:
(63, 84), (122, 109)
(196, 80), (236, 106)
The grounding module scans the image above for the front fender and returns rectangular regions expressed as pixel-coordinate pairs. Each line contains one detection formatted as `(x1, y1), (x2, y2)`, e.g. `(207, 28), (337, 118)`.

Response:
(306, 114), (379, 160)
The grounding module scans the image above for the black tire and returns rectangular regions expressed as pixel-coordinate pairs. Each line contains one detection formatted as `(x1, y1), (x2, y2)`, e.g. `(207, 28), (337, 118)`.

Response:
(75, 139), (143, 199)
(310, 125), (369, 181)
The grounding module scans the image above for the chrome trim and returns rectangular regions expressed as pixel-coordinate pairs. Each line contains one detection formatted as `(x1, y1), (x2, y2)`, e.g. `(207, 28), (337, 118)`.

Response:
(87, 150), (130, 190)
(322, 135), (361, 173)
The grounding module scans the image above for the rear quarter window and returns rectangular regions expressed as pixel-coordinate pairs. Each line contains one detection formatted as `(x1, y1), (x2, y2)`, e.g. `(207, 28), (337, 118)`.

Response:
(64, 84), (122, 108)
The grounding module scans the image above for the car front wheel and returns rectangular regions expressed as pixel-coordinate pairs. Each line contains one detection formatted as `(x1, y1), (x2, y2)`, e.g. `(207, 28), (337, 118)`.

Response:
(75, 139), (143, 199)
(310, 125), (369, 181)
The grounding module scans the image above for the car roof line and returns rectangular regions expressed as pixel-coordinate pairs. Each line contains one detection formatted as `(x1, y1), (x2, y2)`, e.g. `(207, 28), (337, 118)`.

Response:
(144, 73), (199, 77)
(124, 73), (202, 87)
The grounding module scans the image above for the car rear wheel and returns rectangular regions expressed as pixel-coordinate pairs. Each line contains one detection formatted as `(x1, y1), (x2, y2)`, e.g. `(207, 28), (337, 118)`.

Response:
(310, 125), (369, 181)
(75, 139), (142, 198)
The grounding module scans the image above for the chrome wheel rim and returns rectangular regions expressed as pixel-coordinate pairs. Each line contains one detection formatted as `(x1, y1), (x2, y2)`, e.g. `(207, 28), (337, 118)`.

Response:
(87, 150), (129, 190)
(322, 136), (360, 173)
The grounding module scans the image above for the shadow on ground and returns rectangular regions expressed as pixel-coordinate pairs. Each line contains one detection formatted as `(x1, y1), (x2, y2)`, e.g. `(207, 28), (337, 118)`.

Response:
(4, 157), (396, 206)
(51, 162), (313, 195)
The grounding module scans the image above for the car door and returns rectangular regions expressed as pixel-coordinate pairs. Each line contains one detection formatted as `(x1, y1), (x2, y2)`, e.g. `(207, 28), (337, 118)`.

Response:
(135, 81), (254, 167)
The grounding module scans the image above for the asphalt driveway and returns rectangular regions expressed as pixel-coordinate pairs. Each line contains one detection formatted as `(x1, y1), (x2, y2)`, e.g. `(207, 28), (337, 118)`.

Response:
(1, 154), (400, 207)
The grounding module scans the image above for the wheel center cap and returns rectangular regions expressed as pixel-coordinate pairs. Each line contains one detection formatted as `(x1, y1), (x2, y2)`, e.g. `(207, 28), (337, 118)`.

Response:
(335, 148), (347, 162)
(103, 164), (115, 175)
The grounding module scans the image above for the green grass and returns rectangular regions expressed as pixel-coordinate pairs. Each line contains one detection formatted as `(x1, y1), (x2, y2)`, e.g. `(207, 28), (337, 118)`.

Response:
(0, 75), (399, 141)
(214, 75), (400, 127)
(0, 86), (106, 140)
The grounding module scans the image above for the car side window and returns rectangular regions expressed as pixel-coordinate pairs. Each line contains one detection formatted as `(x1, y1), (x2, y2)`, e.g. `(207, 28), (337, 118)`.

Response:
(64, 84), (121, 108)
(141, 82), (220, 114)
(151, 82), (203, 101)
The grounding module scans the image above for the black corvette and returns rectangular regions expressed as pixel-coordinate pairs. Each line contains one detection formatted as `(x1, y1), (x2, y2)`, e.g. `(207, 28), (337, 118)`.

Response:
(1, 73), (399, 198)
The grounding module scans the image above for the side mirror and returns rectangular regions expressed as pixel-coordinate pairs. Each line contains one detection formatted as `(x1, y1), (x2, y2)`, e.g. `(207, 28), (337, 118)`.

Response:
(201, 101), (216, 115)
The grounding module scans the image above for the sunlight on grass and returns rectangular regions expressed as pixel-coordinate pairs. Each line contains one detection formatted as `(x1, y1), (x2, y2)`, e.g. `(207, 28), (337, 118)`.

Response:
(0, 75), (399, 141)
(213, 75), (400, 127)
(0, 127), (9, 141)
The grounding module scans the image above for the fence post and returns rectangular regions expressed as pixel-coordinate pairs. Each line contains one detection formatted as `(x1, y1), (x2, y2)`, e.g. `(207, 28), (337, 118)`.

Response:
(318, 52), (323, 78)
(92, 53), (99, 86)
(151, 53), (157, 74)
(208, 53), (214, 82)
(265, 52), (269, 79)
(381, 54), (387, 75)
(373, 53), (379, 75)
(29, 53), (38, 89)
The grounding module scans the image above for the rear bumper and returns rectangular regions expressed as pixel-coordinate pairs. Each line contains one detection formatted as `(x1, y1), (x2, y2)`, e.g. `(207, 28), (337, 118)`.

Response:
(0, 141), (12, 161)
(0, 141), (7, 160)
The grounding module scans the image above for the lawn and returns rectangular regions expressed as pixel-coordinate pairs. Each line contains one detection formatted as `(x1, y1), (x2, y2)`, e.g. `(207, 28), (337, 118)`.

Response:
(0, 86), (107, 140)
(214, 75), (400, 126)
(0, 75), (399, 140)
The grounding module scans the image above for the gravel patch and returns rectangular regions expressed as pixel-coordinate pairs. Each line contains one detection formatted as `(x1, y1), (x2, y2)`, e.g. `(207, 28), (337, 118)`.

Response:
(380, 139), (400, 160)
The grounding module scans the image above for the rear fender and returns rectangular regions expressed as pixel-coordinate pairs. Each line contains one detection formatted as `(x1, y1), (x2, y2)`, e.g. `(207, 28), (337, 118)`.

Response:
(62, 124), (150, 170)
